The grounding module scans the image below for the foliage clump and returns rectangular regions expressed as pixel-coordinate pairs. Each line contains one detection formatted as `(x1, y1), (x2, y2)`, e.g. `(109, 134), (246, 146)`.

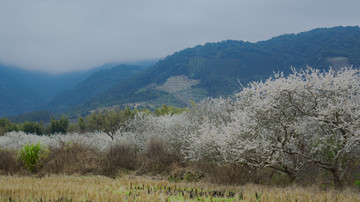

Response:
(0, 118), (18, 136)
(86, 107), (136, 140)
(17, 142), (49, 172)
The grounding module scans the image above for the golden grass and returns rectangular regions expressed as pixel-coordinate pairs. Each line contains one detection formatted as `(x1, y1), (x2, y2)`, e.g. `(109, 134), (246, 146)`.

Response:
(0, 175), (359, 201)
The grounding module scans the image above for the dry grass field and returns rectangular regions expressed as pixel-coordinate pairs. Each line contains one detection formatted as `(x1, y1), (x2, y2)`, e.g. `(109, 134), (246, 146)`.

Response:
(0, 175), (359, 201)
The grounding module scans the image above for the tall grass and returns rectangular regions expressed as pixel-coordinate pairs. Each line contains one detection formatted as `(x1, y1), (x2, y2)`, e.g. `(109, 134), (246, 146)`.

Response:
(0, 176), (359, 201)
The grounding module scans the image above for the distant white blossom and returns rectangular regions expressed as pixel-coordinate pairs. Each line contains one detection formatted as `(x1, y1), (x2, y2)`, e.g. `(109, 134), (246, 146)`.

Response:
(0, 131), (113, 151)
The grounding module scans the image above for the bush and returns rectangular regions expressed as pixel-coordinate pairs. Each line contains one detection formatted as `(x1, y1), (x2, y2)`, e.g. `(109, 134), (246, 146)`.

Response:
(101, 143), (138, 177)
(41, 142), (100, 175)
(0, 149), (19, 174)
(195, 162), (259, 185)
(355, 181), (360, 188)
(17, 142), (49, 172)
(137, 138), (183, 175)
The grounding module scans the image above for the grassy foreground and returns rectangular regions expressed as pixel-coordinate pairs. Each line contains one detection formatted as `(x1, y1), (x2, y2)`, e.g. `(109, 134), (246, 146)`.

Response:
(0, 175), (359, 201)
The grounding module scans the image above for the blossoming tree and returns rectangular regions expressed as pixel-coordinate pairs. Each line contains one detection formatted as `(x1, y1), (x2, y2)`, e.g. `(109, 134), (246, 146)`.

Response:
(185, 67), (360, 188)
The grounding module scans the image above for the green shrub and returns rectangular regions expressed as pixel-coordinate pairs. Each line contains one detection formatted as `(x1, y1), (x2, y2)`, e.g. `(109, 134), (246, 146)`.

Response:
(17, 142), (49, 172)
(355, 181), (360, 188)
(22, 121), (43, 135)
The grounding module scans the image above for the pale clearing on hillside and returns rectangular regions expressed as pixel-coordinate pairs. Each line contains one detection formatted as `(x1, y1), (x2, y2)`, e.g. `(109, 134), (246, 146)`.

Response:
(156, 75), (200, 93)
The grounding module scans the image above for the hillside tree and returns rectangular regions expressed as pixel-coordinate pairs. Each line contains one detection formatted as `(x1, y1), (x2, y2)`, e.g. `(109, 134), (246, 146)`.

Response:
(86, 107), (136, 140)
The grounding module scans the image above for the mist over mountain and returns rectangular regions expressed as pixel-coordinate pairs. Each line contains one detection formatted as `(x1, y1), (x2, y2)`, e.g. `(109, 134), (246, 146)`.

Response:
(46, 64), (148, 114)
(0, 63), (118, 116)
(0, 60), (157, 117)
(1, 26), (360, 118)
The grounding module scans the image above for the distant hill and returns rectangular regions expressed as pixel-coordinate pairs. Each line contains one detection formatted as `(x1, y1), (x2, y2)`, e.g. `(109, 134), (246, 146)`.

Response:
(77, 26), (360, 113)
(1, 65), (96, 101)
(0, 63), (105, 116)
(0, 58), (157, 117)
(47, 64), (148, 114)
(1, 26), (360, 118)
(0, 67), (45, 116)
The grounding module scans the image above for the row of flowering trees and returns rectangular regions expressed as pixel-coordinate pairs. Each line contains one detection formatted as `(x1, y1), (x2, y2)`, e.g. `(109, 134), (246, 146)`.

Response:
(1, 67), (358, 188)
(112, 67), (359, 188)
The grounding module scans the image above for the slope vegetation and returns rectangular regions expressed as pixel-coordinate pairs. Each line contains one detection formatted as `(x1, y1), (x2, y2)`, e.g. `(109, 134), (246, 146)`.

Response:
(47, 64), (147, 113)
(82, 26), (360, 112)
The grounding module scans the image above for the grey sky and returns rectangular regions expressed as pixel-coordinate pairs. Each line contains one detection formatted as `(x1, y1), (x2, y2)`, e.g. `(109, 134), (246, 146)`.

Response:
(0, 0), (359, 74)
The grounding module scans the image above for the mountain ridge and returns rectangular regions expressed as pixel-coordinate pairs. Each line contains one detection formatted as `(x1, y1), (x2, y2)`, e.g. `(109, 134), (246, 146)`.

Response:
(77, 26), (360, 114)
(1, 26), (360, 117)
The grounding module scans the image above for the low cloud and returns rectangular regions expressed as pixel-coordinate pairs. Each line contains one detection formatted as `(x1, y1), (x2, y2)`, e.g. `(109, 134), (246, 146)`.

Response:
(0, 0), (359, 73)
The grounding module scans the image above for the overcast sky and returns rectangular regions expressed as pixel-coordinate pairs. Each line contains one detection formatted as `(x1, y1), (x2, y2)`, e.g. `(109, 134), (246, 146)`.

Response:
(0, 0), (359, 74)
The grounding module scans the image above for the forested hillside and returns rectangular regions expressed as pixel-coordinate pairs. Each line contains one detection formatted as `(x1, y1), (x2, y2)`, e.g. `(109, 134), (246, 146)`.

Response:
(81, 26), (360, 113)
(46, 64), (147, 113)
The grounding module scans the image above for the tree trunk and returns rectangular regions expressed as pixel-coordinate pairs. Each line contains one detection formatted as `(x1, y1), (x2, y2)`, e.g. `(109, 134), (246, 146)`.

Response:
(106, 132), (114, 140)
(331, 168), (343, 189)
(287, 172), (296, 183)
(269, 165), (297, 184)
